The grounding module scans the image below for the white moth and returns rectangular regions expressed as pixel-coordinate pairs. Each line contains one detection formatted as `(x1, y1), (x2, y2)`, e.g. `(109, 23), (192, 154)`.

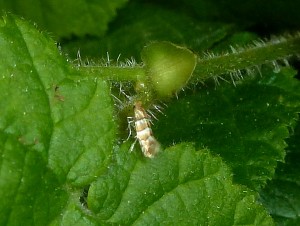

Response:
(134, 101), (161, 158)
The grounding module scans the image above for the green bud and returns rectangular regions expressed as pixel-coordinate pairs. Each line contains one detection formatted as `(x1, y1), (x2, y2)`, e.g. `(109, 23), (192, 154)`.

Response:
(141, 42), (197, 98)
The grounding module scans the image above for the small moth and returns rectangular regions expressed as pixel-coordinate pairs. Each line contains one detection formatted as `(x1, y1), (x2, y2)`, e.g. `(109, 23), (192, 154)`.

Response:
(134, 101), (161, 158)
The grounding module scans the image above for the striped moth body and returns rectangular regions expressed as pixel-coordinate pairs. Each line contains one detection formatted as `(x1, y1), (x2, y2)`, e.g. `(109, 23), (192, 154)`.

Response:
(134, 101), (161, 158)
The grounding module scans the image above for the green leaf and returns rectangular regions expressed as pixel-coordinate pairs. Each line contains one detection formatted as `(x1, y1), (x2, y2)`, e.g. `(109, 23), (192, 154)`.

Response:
(0, 0), (128, 38)
(0, 14), (115, 225)
(157, 0), (300, 30)
(0, 133), (68, 225)
(88, 142), (274, 225)
(1, 1), (300, 225)
(260, 120), (300, 225)
(212, 31), (259, 52)
(62, 2), (234, 60)
(155, 67), (300, 190)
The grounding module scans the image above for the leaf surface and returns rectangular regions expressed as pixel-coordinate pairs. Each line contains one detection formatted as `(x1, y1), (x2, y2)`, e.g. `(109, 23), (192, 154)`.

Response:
(0, 0), (127, 38)
(260, 120), (300, 225)
(62, 3), (234, 60)
(88, 143), (274, 225)
(155, 67), (300, 190)
(0, 14), (115, 225)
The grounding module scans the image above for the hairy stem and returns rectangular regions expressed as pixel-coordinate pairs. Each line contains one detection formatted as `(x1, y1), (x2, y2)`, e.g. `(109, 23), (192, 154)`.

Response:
(79, 66), (146, 82)
(79, 33), (300, 89)
(192, 34), (300, 82)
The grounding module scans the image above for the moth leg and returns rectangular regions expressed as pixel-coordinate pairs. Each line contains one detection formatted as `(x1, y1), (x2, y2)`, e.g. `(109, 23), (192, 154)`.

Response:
(124, 116), (134, 142)
(129, 138), (138, 152)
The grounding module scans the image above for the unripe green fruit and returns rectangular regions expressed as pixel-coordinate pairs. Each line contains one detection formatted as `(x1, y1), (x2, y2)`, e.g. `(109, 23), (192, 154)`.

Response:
(141, 42), (197, 98)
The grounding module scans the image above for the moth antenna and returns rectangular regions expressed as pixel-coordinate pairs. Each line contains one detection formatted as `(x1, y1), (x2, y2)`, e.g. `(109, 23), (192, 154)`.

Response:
(126, 91), (134, 101)
(111, 93), (124, 109)
(111, 93), (123, 105)
(118, 83), (127, 97)
(116, 83), (132, 101)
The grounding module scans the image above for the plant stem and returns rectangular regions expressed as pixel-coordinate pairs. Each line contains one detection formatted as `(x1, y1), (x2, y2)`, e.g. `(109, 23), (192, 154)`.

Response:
(192, 33), (300, 82)
(79, 66), (146, 82)
(79, 34), (300, 87)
